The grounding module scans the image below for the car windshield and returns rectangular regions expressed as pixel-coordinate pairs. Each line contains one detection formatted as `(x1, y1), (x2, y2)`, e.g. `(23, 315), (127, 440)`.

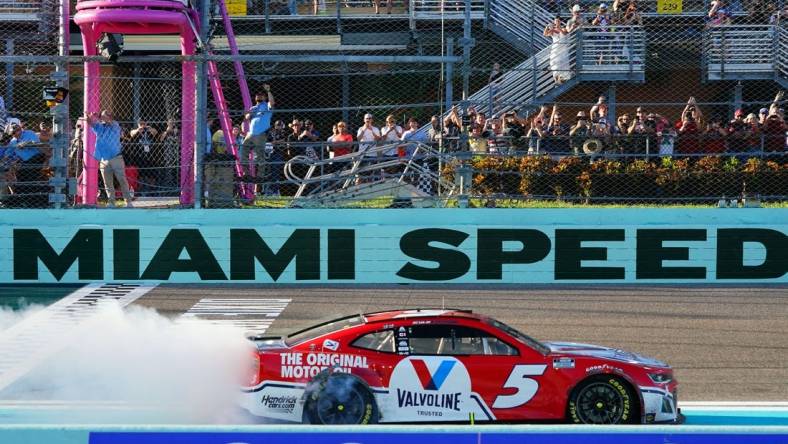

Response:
(484, 318), (550, 355)
(285, 314), (364, 347)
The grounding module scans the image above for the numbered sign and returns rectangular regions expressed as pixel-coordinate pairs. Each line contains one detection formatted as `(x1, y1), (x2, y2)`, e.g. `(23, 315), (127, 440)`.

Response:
(657, 0), (682, 14)
(225, 0), (247, 16)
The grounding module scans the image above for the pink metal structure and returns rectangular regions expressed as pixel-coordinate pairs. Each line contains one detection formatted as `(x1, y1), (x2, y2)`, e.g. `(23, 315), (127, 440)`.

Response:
(74, 0), (198, 205)
(74, 0), (253, 205)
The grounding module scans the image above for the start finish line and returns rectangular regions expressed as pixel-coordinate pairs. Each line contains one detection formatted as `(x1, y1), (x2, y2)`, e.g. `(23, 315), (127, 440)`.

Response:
(0, 209), (785, 284)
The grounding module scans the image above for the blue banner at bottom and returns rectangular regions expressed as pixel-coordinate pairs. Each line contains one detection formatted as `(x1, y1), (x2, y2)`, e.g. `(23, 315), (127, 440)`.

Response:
(89, 431), (788, 444)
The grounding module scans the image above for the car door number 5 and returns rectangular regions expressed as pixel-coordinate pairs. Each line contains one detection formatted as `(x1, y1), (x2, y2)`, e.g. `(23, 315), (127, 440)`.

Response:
(492, 364), (547, 409)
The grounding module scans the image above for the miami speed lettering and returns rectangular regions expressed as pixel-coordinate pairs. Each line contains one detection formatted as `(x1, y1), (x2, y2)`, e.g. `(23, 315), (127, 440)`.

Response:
(8, 227), (786, 282)
(279, 352), (368, 378)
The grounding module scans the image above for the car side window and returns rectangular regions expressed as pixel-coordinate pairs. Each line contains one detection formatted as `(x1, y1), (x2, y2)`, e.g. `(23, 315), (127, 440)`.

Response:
(407, 325), (518, 356)
(351, 329), (396, 353)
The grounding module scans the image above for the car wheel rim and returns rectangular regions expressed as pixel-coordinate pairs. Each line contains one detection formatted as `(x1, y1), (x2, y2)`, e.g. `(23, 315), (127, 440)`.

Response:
(316, 386), (365, 424)
(576, 382), (625, 424)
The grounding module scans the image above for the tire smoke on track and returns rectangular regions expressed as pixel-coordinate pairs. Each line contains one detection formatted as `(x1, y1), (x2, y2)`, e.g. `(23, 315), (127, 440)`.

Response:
(0, 302), (255, 424)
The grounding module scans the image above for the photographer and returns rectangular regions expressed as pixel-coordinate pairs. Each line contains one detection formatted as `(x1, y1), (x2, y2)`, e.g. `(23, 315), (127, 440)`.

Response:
(129, 118), (159, 194)
(676, 97), (703, 154)
(570, 111), (591, 155)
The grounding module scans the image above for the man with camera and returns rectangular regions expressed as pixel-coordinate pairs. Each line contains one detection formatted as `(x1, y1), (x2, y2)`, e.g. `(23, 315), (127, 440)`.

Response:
(87, 110), (133, 208)
(242, 84), (275, 181)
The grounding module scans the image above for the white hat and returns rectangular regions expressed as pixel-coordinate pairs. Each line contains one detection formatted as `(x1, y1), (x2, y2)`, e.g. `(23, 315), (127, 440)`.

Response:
(599, 3), (607, 8)
(364, 113), (374, 119)
(572, 4), (581, 12)
(6, 117), (20, 127)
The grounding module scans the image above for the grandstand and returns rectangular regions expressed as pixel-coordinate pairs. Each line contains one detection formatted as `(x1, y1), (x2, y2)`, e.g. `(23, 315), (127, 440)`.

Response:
(0, 0), (785, 208)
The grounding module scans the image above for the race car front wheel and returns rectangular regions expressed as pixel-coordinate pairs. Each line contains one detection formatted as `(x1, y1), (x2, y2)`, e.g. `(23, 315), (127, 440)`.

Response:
(304, 374), (378, 425)
(568, 376), (638, 425)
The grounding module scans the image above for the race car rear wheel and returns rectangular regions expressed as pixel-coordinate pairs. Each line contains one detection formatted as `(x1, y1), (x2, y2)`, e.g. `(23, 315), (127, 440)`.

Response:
(568, 376), (638, 425)
(304, 374), (378, 425)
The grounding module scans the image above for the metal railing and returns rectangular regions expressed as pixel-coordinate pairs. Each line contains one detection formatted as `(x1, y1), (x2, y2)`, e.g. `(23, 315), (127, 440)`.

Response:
(457, 26), (645, 118)
(778, 23), (788, 85)
(411, 0), (485, 19)
(579, 25), (646, 72)
(282, 141), (456, 207)
(487, 0), (552, 51)
(704, 25), (776, 80)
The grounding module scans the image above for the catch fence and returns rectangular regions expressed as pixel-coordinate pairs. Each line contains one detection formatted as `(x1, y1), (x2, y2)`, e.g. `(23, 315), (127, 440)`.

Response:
(0, 0), (786, 209)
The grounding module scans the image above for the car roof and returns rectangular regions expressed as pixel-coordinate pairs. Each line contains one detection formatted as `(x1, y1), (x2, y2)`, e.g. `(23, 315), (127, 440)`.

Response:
(362, 308), (482, 324)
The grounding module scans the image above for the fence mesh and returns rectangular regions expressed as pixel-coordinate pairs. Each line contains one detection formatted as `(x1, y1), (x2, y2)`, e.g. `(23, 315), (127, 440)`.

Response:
(0, 0), (786, 208)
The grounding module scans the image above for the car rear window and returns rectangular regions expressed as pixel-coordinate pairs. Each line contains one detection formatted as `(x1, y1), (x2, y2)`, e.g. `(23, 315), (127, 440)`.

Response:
(285, 315), (364, 347)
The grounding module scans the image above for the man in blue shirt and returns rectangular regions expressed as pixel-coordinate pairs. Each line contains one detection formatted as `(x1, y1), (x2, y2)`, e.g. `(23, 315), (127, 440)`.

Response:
(241, 84), (275, 183)
(88, 110), (133, 208)
(8, 124), (41, 162)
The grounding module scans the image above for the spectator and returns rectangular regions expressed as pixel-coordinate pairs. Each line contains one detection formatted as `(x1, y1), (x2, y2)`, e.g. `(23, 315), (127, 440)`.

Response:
(129, 118), (159, 195)
(486, 118), (509, 153)
(703, 117), (728, 154)
(657, 118), (677, 156)
(242, 85), (275, 179)
(329, 121), (354, 158)
(612, 113), (631, 153)
(525, 114), (546, 154)
(614, 0), (641, 24)
(745, 113), (762, 153)
(708, 0), (732, 27)
(232, 125), (244, 151)
(288, 0), (298, 15)
(8, 123), (42, 163)
(327, 124), (339, 143)
(443, 106), (462, 151)
(468, 124), (488, 153)
(570, 111), (591, 154)
(590, 118), (612, 153)
(401, 118), (428, 157)
(676, 97), (703, 154)
(592, 4), (613, 64)
(266, 120), (288, 196)
(727, 108), (750, 154)
(503, 111), (527, 150)
(589, 96), (609, 124)
(0, 95), (6, 133)
(426, 115), (442, 147)
(566, 4), (585, 33)
(381, 114), (404, 158)
(357, 113), (381, 155)
(543, 104), (570, 154)
(762, 91), (786, 153)
(544, 17), (571, 84)
(158, 119), (180, 194)
(758, 107), (769, 125)
(298, 119), (321, 160)
(88, 110), (133, 208)
(628, 106), (652, 154)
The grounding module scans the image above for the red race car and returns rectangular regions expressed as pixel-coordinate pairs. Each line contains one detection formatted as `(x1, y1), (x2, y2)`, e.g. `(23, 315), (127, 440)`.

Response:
(241, 309), (679, 425)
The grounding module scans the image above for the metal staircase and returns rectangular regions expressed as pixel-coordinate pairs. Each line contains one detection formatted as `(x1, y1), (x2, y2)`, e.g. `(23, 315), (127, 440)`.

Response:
(487, 0), (552, 54)
(283, 142), (456, 207)
(704, 24), (788, 89)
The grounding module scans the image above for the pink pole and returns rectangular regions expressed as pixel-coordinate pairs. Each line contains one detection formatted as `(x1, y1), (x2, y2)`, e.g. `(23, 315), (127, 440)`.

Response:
(180, 33), (196, 205)
(80, 28), (100, 206)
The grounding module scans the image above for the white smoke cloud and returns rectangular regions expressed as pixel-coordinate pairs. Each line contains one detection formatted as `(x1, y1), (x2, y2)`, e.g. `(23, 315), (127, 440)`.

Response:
(0, 303), (44, 332)
(1, 302), (257, 424)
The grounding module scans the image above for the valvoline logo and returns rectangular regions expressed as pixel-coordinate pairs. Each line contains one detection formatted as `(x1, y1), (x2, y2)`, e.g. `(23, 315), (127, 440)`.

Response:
(410, 359), (456, 390)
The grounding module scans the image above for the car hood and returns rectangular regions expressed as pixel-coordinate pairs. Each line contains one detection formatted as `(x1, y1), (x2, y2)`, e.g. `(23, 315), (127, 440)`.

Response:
(545, 341), (669, 368)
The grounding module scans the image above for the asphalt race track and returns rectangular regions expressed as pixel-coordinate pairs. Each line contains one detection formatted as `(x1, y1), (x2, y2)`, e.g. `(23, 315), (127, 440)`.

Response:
(135, 284), (788, 402)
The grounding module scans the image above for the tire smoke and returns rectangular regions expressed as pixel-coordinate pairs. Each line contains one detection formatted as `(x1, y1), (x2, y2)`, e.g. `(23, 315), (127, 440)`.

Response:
(0, 302), (256, 424)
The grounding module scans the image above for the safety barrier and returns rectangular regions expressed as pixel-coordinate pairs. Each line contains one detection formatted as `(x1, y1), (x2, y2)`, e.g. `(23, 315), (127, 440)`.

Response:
(0, 424), (787, 444)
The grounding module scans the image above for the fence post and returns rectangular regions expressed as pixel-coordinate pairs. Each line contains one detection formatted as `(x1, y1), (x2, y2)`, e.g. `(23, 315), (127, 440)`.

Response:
(265, 0), (271, 33)
(50, 0), (70, 209)
(195, 0), (211, 209)
(445, 38), (454, 112)
(336, 0), (341, 35)
(4, 39), (13, 111)
(461, 0), (473, 101)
